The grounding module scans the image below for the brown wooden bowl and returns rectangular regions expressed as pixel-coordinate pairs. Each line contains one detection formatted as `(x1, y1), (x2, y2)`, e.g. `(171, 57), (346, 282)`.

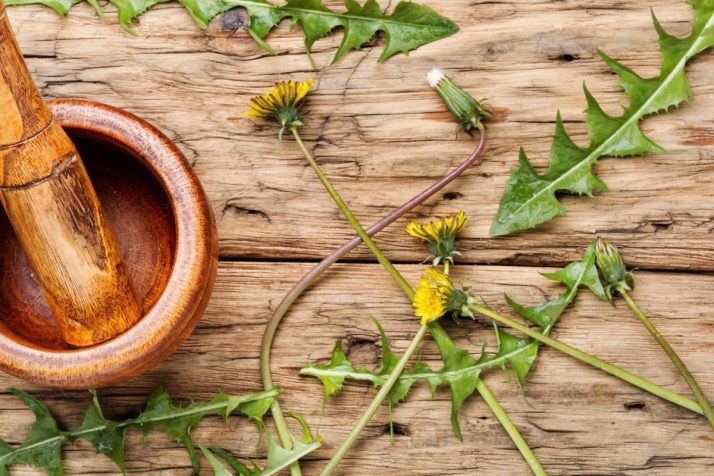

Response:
(0, 99), (218, 389)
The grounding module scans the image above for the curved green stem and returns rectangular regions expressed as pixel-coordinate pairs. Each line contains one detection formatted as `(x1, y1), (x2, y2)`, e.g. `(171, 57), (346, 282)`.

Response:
(259, 130), (486, 476)
(291, 127), (545, 475)
(468, 305), (703, 415)
(619, 288), (714, 429)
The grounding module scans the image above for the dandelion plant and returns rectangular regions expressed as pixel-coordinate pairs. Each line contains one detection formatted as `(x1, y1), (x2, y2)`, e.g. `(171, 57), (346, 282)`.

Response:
(0, 386), (318, 475)
(593, 238), (714, 429)
(245, 73), (549, 474)
(6, 0), (458, 63)
(490, 0), (714, 236)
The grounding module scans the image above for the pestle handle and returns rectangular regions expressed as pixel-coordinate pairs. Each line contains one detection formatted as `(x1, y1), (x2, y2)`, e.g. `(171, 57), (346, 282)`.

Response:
(0, 3), (142, 347)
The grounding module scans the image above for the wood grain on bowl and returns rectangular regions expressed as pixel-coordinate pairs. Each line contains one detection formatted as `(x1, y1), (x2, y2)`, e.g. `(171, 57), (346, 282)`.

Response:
(0, 99), (219, 388)
(1, 0), (218, 388)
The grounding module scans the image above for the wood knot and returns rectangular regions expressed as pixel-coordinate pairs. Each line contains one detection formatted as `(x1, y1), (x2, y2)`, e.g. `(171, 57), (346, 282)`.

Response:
(381, 422), (410, 437)
(624, 400), (646, 410)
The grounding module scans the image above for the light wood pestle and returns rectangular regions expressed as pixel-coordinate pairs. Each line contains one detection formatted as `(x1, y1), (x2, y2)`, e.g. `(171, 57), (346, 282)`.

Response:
(0, 2), (142, 347)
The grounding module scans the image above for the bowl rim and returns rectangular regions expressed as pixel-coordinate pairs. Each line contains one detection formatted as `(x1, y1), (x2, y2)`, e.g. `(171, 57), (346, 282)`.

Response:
(0, 99), (218, 388)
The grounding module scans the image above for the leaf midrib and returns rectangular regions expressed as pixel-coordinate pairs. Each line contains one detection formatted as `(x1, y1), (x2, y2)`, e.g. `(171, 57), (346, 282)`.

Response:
(0, 435), (66, 465)
(301, 260), (588, 388)
(261, 441), (321, 476)
(0, 390), (277, 467)
(498, 9), (714, 229)
(235, 0), (456, 32)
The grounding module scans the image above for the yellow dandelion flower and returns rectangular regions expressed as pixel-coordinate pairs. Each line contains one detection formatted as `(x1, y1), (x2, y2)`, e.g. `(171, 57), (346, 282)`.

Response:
(413, 267), (476, 324)
(413, 267), (455, 324)
(423, 267), (453, 291)
(406, 211), (468, 265)
(244, 78), (314, 138)
(413, 285), (447, 324)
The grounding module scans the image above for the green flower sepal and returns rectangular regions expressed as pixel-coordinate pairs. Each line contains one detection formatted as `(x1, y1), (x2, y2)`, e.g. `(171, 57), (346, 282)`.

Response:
(406, 211), (468, 266)
(594, 238), (634, 300)
(428, 69), (491, 133)
(244, 78), (313, 139)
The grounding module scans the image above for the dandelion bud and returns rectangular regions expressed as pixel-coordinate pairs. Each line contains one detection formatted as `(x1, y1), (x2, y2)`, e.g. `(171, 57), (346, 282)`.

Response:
(427, 69), (491, 133)
(594, 238), (634, 299)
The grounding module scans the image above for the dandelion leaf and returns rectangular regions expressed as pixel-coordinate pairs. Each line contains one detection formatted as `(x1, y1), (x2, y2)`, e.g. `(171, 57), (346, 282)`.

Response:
(0, 389), (66, 476)
(301, 319), (491, 440)
(72, 390), (127, 472)
(201, 447), (235, 476)
(0, 387), (278, 476)
(130, 386), (277, 475)
(501, 242), (606, 387)
(301, 245), (607, 438)
(4, 0), (81, 16)
(490, 1), (714, 236)
(234, 0), (459, 62)
(205, 447), (262, 476)
(261, 413), (321, 476)
(6, 0), (457, 63)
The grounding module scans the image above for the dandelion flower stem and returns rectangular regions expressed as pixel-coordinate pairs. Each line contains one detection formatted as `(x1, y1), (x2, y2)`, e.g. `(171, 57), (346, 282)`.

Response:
(618, 288), (714, 429)
(290, 127), (544, 475)
(476, 379), (546, 476)
(468, 304), (704, 415)
(260, 133), (485, 476)
(291, 127), (413, 297)
(319, 324), (429, 476)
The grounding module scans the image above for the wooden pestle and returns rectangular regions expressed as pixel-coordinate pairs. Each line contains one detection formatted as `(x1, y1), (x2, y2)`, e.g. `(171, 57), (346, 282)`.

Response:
(0, 2), (142, 347)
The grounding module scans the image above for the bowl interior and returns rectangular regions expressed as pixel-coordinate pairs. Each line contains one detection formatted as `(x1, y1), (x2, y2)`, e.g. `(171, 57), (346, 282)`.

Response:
(0, 127), (177, 350)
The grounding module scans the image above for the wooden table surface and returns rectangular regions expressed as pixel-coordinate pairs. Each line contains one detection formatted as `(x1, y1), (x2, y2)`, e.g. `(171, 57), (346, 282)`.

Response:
(2, 0), (714, 474)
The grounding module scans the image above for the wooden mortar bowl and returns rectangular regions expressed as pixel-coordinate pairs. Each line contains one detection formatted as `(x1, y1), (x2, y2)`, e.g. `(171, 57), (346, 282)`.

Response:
(0, 99), (218, 389)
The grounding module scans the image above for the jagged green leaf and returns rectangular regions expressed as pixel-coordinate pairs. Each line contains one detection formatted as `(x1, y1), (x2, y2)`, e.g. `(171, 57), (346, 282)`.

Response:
(491, 324), (538, 390)
(201, 446), (234, 476)
(501, 242), (606, 387)
(260, 413), (321, 476)
(0, 387), (279, 476)
(302, 317), (418, 406)
(206, 447), (262, 476)
(6, 0), (457, 63)
(301, 319), (491, 440)
(490, 1), (714, 236)
(130, 386), (278, 475)
(178, 0), (242, 29)
(427, 322), (487, 440)
(301, 245), (606, 438)
(71, 390), (126, 473)
(0, 389), (66, 476)
(109, 0), (171, 33)
(4, 0), (101, 16)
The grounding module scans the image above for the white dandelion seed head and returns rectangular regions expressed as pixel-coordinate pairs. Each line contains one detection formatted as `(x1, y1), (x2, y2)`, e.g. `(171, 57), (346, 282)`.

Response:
(427, 69), (446, 89)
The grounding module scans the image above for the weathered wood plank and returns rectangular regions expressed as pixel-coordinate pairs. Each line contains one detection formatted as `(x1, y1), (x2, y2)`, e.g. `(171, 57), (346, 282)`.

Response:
(1, 262), (713, 474)
(7, 0), (714, 269)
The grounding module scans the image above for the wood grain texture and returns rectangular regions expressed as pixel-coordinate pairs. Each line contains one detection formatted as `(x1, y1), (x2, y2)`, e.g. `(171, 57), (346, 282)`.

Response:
(3, 0), (714, 473)
(0, 100), (218, 387)
(0, 4), (142, 347)
(7, 0), (714, 269)
(0, 0), (51, 146)
(2, 262), (712, 475)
